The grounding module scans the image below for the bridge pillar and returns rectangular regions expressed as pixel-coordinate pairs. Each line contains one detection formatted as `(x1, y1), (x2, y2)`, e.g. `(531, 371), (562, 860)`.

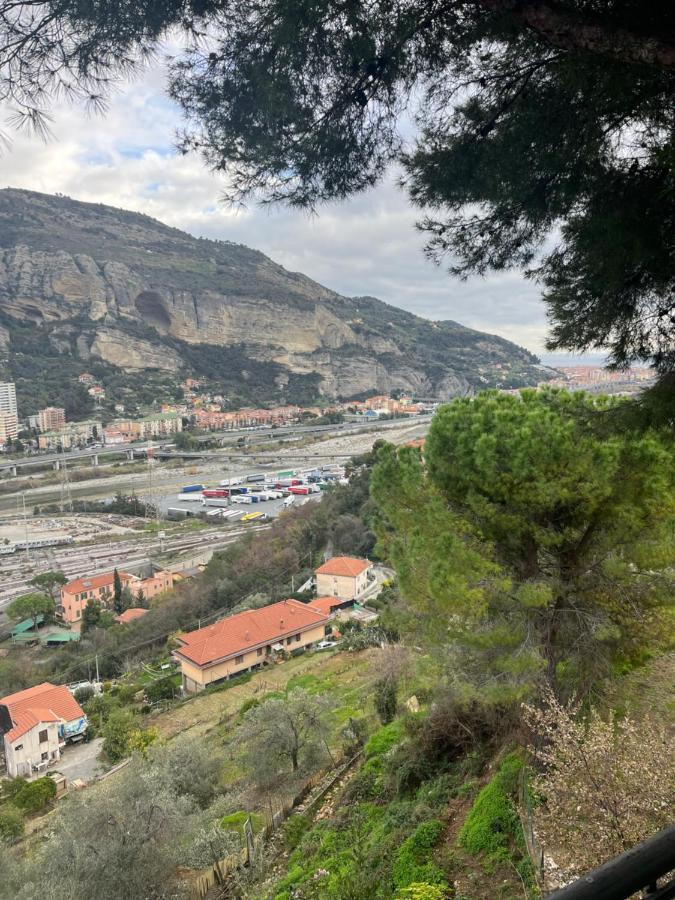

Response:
(126, 449), (134, 460)
(53, 459), (60, 471)
(91, 453), (99, 467)
(10, 465), (17, 477)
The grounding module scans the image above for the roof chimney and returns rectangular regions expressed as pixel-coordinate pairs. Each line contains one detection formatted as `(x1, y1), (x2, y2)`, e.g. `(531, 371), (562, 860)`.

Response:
(280, 618), (284, 628)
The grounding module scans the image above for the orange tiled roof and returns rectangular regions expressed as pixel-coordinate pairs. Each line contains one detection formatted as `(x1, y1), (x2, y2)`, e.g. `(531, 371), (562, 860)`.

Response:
(315, 556), (371, 577)
(63, 571), (133, 595)
(176, 599), (329, 668)
(115, 608), (148, 624)
(1, 682), (85, 741)
(308, 596), (343, 616)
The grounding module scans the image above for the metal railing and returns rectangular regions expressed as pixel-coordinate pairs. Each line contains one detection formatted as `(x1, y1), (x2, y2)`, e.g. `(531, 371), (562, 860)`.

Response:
(547, 824), (675, 900)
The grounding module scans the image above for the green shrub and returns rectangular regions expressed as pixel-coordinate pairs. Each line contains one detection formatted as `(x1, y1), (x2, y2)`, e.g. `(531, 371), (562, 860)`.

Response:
(238, 697), (260, 717)
(392, 820), (447, 889)
(364, 720), (406, 759)
(282, 814), (311, 850)
(73, 685), (95, 704)
(396, 883), (449, 900)
(13, 776), (57, 813)
(0, 804), (24, 842)
(145, 676), (177, 703)
(458, 753), (523, 859)
(374, 678), (398, 724)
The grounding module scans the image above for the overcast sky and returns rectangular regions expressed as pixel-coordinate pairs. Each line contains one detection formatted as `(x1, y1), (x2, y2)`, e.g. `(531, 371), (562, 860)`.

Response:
(0, 58), (601, 364)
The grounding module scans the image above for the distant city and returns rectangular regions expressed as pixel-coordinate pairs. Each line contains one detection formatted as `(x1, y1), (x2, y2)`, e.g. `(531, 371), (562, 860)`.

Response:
(0, 364), (655, 456)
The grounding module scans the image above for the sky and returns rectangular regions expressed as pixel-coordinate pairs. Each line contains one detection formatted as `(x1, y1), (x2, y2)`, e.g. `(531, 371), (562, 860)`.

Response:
(0, 56), (602, 365)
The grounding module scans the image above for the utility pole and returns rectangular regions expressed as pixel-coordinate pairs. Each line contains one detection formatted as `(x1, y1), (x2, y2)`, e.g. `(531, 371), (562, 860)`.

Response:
(95, 654), (100, 685)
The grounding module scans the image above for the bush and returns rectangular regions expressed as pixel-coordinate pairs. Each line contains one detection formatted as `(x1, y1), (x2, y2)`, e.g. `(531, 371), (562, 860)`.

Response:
(396, 884), (449, 900)
(458, 753), (523, 859)
(0, 804), (24, 842)
(13, 776), (57, 813)
(73, 685), (95, 704)
(145, 676), (177, 703)
(392, 820), (447, 890)
(282, 813), (311, 850)
(238, 697), (260, 718)
(374, 678), (398, 725)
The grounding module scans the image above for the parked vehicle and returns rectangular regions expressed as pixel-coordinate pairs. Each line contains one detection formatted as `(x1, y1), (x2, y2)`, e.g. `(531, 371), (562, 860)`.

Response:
(178, 493), (203, 502)
(315, 640), (337, 651)
(241, 511), (266, 521)
(181, 484), (204, 493)
(203, 489), (229, 498)
(220, 477), (243, 487)
(283, 496), (295, 508)
(204, 498), (231, 507)
(231, 495), (253, 505)
(289, 486), (310, 495)
(246, 473), (265, 483)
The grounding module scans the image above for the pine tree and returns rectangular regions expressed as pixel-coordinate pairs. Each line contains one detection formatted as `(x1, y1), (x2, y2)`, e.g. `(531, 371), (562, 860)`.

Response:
(372, 390), (674, 700)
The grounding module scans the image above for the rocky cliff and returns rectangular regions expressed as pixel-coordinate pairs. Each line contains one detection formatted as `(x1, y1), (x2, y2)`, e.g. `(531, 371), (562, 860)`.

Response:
(0, 189), (547, 409)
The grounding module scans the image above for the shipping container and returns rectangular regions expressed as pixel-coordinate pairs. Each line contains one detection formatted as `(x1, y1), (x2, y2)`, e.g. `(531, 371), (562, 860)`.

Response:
(178, 493), (203, 502)
(204, 498), (232, 507)
(181, 484), (204, 493)
(203, 489), (229, 498)
(246, 473), (265, 483)
(288, 486), (310, 495)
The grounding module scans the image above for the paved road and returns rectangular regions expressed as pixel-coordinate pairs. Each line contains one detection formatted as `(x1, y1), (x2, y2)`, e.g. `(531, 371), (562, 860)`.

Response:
(53, 738), (105, 785)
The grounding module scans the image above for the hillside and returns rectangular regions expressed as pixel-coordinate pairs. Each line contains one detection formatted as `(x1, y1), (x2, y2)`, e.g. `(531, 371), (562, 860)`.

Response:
(0, 189), (547, 415)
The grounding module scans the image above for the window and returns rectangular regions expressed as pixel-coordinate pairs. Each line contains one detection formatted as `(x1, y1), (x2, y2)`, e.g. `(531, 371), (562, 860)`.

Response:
(14, 744), (23, 751)
(39, 729), (48, 743)
(234, 655), (244, 665)
(41, 752), (48, 761)
(257, 648), (263, 657)
(286, 636), (293, 645)
(76, 609), (81, 618)
(295, 634), (301, 642)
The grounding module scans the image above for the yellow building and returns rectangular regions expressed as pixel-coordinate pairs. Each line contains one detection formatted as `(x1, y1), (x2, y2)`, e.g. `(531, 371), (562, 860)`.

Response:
(315, 556), (372, 601)
(174, 599), (331, 693)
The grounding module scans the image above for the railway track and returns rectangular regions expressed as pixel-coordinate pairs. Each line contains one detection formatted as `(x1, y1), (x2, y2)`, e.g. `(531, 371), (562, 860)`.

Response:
(0, 523), (270, 618)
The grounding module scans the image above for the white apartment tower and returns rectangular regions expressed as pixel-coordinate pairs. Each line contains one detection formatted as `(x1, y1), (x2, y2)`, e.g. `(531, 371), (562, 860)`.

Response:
(0, 382), (17, 417)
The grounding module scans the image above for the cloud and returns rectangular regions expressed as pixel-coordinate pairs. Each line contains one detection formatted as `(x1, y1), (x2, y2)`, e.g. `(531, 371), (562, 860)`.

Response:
(1, 59), (557, 356)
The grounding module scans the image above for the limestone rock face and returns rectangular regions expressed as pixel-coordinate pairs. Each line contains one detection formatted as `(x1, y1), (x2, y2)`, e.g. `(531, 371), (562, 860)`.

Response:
(0, 188), (547, 400)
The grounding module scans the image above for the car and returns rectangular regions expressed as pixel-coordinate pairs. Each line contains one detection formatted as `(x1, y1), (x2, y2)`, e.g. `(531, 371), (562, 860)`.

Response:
(315, 640), (337, 651)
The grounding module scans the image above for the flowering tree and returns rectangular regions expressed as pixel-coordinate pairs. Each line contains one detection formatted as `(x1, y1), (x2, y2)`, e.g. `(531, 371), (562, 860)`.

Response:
(524, 691), (673, 879)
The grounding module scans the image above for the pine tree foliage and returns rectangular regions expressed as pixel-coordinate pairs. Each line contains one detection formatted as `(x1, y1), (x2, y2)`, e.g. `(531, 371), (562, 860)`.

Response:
(0, 1), (672, 379)
(371, 390), (674, 699)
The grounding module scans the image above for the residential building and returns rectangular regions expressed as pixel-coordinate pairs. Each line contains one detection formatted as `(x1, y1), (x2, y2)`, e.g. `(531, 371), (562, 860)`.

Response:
(315, 556), (372, 600)
(59, 568), (174, 624)
(0, 382), (17, 418)
(38, 407), (66, 432)
(115, 608), (149, 625)
(59, 571), (136, 623)
(78, 373), (96, 385)
(103, 413), (182, 444)
(0, 412), (18, 448)
(87, 385), (106, 400)
(0, 682), (87, 778)
(174, 599), (331, 693)
(37, 419), (100, 451)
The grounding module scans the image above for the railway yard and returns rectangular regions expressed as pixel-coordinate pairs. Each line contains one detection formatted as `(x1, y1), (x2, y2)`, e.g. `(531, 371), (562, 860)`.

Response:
(0, 418), (429, 625)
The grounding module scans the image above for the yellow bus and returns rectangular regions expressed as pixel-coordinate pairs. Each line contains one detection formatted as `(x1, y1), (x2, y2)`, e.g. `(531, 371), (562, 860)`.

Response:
(241, 511), (266, 522)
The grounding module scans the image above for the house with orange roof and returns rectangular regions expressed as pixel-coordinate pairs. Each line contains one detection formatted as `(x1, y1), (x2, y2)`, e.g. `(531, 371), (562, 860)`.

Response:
(0, 682), (87, 777)
(315, 556), (373, 600)
(174, 599), (331, 693)
(59, 568), (174, 625)
(115, 607), (149, 625)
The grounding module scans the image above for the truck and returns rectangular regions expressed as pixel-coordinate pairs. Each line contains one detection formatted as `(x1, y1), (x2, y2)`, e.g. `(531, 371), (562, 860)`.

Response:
(241, 511), (266, 522)
(219, 477), (243, 487)
(246, 473), (266, 483)
(203, 489), (229, 498)
(288, 485), (310, 495)
(178, 493), (203, 502)
(204, 498), (231, 507)
(181, 484), (204, 493)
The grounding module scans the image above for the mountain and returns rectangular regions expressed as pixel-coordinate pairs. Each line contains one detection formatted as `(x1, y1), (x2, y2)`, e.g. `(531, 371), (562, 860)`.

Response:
(0, 188), (547, 416)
